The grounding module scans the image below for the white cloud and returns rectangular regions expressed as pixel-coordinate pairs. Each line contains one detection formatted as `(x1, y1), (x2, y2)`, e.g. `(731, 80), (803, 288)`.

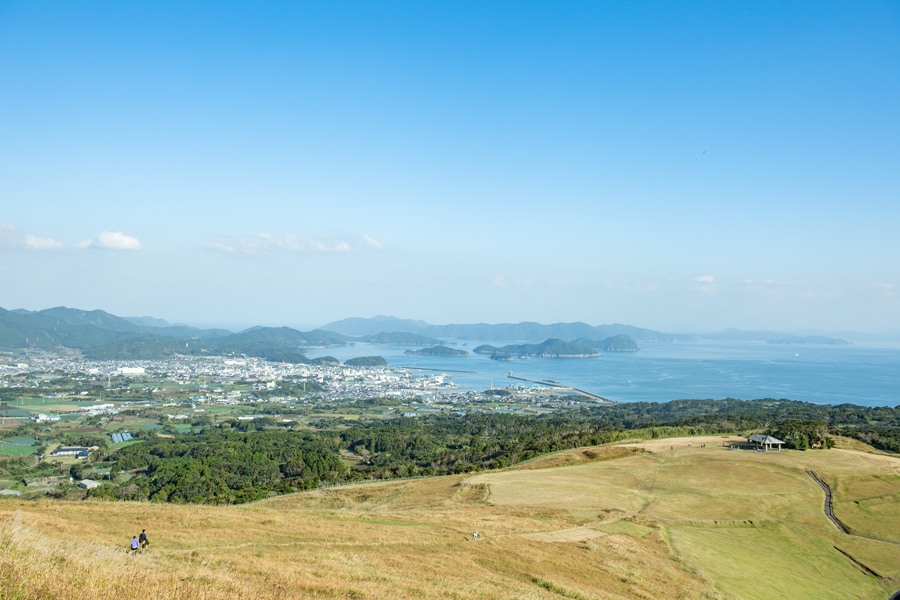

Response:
(0, 224), (64, 250)
(692, 275), (715, 283)
(363, 235), (383, 250)
(206, 233), (352, 255)
(23, 234), (64, 249)
(77, 231), (142, 251)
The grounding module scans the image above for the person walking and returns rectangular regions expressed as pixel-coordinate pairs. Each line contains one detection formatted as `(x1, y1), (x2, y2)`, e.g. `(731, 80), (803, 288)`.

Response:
(130, 535), (139, 554)
(139, 529), (149, 550)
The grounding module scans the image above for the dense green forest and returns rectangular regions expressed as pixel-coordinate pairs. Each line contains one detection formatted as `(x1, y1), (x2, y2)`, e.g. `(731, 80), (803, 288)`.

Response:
(78, 398), (900, 504)
(89, 431), (347, 503)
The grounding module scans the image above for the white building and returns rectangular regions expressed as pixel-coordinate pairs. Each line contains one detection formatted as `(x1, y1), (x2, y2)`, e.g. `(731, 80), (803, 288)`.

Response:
(32, 413), (60, 423)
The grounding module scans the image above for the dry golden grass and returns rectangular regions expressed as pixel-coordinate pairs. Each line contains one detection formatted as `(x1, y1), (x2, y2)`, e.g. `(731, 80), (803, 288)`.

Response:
(1, 435), (898, 600)
(511, 444), (646, 470)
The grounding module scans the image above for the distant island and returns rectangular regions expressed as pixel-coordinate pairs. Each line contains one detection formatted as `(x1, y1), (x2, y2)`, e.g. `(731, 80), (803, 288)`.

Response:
(359, 332), (444, 346)
(767, 336), (849, 345)
(474, 339), (598, 358)
(322, 315), (693, 343)
(575, 334), (640, 352)
(343, 356), (388, 366)
(474, 336), (638, 358)
(404, 346), (469, 356)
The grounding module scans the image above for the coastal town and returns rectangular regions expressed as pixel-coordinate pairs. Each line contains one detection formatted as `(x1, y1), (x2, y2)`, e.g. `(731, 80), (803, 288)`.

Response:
(0, 350), (605, 498)
(1, 350), (599, 432)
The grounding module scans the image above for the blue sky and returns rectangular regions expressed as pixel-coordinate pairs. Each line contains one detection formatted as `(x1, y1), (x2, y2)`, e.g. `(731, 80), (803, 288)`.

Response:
(1, 1), (898, 332)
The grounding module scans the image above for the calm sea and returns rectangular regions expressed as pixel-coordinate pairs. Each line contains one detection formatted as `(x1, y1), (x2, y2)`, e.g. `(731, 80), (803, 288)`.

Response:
(307, 340), (900, 408)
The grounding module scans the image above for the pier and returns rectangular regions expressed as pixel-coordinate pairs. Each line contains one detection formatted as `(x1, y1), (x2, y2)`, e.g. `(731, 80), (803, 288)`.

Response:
(400, 367), (477, 374)
(507, 372), (613, 403)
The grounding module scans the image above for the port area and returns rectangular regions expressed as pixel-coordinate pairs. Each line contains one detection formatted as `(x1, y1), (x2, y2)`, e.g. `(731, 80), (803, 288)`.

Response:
(507, 372), (612, 404)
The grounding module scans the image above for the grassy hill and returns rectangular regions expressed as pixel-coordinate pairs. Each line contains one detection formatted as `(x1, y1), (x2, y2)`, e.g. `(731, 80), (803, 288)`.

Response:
(1, 436), (897, 599)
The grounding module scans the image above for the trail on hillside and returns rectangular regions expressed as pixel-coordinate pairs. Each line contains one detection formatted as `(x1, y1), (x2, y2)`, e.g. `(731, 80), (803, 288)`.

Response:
(806, 469), (900, 547)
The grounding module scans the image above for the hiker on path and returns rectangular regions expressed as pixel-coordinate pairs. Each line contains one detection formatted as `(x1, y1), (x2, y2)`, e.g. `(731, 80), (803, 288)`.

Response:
(139, 529), (149, 550)
(130, 535), (139, 554)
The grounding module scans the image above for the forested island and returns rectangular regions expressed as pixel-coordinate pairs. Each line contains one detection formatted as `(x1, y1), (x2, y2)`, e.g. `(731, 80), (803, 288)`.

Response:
(577, 333), (640, 352)
(474, 338), (598, 358)
(343, 356), (388, 367)
(404, 346), (469, 356)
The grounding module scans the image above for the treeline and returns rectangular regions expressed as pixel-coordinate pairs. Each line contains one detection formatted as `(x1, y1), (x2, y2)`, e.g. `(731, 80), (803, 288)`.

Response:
(84, 398), (898, 504)
(597, 398), (899, 452)
(338, 413), (639, 478)
(90, 431), (348, 503)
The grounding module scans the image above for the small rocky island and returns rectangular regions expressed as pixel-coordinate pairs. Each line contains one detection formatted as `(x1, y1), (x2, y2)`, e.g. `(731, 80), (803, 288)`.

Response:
(404, 346), (469, 356)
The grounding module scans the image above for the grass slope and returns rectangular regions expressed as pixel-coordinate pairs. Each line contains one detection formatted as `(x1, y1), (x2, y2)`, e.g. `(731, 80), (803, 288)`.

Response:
(1, 435), (898, 599)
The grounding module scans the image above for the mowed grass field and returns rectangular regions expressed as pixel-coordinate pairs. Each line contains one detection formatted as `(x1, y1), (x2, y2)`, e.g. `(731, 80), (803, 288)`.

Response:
(1, 435), (898, 599)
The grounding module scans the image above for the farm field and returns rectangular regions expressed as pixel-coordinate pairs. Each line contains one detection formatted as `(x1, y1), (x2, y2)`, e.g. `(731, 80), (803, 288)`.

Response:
(1, 435), (898, 599)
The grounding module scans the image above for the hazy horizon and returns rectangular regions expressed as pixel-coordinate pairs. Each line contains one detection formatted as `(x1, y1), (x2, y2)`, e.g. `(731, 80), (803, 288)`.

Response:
(2, 2), (898, 334)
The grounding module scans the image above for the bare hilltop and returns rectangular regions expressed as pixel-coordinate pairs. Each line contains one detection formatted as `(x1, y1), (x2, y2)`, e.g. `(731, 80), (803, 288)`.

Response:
(2, 435), (898, 599)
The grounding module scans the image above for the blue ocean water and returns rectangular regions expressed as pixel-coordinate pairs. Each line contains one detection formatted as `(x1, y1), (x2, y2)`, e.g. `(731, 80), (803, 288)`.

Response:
(308, 340), (900, 408)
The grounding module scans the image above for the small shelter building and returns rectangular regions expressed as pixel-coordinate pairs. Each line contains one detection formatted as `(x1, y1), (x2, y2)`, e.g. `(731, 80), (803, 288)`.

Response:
(747, 434), (784, 452)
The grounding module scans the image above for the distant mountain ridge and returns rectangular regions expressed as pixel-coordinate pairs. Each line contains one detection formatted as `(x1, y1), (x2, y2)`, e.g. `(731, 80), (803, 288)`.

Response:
(0, 306), (350, 362)
(359, 331), (444, 346)
(322, 316), (692, 343)
(324, 315), (431, 336)
(6, 307), (868, 363)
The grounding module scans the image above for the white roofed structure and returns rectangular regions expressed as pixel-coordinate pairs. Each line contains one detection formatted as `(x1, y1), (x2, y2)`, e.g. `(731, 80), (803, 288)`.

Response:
(747, 434), (784, 451)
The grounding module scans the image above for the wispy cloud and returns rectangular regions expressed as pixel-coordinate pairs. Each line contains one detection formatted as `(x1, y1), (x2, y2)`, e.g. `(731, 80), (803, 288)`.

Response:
(874, 282), (897, 298)
(691, 275), (716, 293)
(0, 224), (64, 250)
(309, 238), (351, 253)
(206, 233), (352, 255)
(490, 275), (535, 288)
(76, 231), (142, 251)
(362, 235), (383, 250)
